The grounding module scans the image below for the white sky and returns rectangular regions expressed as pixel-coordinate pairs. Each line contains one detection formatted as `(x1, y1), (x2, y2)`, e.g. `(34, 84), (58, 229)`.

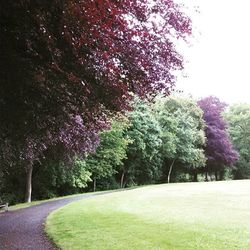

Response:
(176, 0), (250, 104)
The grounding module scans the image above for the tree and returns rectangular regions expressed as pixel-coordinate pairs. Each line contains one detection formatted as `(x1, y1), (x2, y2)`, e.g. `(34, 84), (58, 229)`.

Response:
(155, 96), (206, 183)
(32, 160), (91, 199)
(198, 96), (238, 181)
(124, 98), (163, 186)
(0, 1), (191, 201)
(224, 104), (250, 179)
(84, 118), (131, 191)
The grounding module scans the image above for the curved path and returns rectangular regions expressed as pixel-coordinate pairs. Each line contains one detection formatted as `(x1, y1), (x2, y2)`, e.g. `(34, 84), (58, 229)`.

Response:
(0, 193), (102, 250)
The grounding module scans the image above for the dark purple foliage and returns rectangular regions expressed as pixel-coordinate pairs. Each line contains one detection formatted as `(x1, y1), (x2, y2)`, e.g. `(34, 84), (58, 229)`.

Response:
(0, 0), (191, 170)
(198, 96), (238, 170)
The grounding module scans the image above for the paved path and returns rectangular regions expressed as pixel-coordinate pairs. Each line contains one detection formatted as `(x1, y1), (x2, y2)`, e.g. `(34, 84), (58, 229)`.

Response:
(0, 193), (100, 250)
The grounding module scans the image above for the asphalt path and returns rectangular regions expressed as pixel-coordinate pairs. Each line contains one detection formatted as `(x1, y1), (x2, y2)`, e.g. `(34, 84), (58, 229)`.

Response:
(0, 193), (101, 250)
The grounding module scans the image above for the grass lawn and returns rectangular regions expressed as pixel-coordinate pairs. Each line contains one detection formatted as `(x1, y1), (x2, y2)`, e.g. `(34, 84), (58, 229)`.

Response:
(46, 180), (250, 250)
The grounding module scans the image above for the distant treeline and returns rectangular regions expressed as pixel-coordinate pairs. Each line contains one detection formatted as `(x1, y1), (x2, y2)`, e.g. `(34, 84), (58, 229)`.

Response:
(1, 95), (249, 204)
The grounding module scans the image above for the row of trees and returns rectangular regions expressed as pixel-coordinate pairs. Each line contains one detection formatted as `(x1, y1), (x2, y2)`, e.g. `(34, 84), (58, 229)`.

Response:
(2, 95), (248, 204)
(0, 0), (191, 203)
(80, 95), (240, 190)
(1, 1), (249, 205)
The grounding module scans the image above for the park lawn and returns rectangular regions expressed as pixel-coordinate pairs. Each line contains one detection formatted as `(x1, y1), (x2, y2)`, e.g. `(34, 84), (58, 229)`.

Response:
(46, 180), (250, 250)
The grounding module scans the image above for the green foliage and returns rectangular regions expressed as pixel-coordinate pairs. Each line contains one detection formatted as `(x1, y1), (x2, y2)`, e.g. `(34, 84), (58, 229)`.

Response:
(0, 165), (26, 204)
(122, 96), (206, 185)
(225, 104), (250, 179)
(83, 117), (131, 189)
(70, 160), (92, 188)
(33, 161), (91, 199)
(124, 99), (163, 185)
(6, 95), (248, 204)
(154, 96), (206, 181)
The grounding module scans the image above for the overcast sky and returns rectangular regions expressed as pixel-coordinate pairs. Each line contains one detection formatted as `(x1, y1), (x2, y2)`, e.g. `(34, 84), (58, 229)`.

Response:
(176, 0), (250, 104)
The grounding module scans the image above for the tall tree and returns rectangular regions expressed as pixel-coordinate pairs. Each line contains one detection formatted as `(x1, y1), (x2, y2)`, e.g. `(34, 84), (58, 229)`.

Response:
(124, 99), (163, 186)
(155, 96), (206, 183)
(0, 1), (191, 201)
(198, 96), (238, 181)
(83, 118), (131, 191)
(224, 104), (250, 179)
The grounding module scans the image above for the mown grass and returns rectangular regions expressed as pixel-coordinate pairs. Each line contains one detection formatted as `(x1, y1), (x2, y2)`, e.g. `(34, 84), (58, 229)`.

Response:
(46, 180), (250, 250)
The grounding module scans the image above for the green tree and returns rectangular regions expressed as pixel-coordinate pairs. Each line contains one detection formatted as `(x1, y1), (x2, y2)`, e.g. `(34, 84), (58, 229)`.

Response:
(32, 160), (91, 199)
(84, 117), (131, 191)
(155, 96), (206, 183)
(225, 104), (250, 179)
(124, 99), (163, 186)
(0, 159), (92, 204)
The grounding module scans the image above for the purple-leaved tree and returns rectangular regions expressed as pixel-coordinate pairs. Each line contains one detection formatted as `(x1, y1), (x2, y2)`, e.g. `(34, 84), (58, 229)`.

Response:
(198, 96), (238, 181)
(0, 0), (191, 202)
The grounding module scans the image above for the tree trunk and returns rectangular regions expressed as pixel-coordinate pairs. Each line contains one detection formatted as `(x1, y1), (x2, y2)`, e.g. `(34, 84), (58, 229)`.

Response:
(93, 178), (96, 192)
(219, 170), (224, 181)
(205, 170), (208, 181)
(193, 171), (198, 182)
(25, 164), (33, 203)
(215, 170), (218, 181)
(120, 170), (125, 189)
(167, 159), (175, 184)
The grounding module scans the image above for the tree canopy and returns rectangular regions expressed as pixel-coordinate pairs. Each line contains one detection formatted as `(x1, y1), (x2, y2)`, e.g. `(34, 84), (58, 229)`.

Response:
(198, 96), (238, 180)
(225, 104), (250, 179)
(0, 0), (191, 201)
(155, 96), (206, 182)
(124, 98), (162, 186)
(0, 0), (191, 164)
(1, 94), (248, 204)
(83, 117), (131, 191)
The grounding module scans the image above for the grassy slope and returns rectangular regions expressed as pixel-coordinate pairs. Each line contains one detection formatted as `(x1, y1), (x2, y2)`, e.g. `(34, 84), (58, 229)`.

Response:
(46, 180), (250, 250)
